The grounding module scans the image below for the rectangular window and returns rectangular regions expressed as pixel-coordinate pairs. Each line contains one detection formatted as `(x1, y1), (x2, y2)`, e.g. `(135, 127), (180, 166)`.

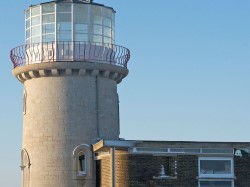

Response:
(199, 157), (233, 178)
(199, 180), (233, 187)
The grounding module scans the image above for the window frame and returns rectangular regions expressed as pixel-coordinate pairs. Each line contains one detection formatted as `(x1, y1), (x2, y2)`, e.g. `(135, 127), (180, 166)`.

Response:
(198, 157), (234, 179)
(198, 179), (234, 187)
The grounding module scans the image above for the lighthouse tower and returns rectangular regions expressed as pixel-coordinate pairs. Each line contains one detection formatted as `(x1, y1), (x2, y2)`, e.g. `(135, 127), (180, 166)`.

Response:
(10, 0), (130, 186)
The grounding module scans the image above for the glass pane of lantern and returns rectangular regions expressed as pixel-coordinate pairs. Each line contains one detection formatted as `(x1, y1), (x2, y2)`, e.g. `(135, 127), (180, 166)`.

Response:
(42, 3), (55, 14)
(43, 23), (55, 34)
(32, 26), (41, 36)
(26, 29), (30, 39)
(74, 4), (88, 13)
(93, 35), (102, 43)
(93, 15), (102, 25)
(93, 25), (102, 35)
(32, 6), (40, 16)
(103, 18), (111, 27)
(103, 8), (112, 18)
(26, 9), (30, 19)
(43, 34), (55, 42)
(57, 3), (72, 13)
(75, 34), (88, 42)
(103, 37), (111, 44)
(32, 16), (41, 26)
(26, 19), (30, 29)
(43, 14), (55, 23)
(103, 27), (111, 37)
(31, 36), (41, 43)
(74, 13), (88, 23)
(75, 24), (88, 33)
(57, 13), (72, 22)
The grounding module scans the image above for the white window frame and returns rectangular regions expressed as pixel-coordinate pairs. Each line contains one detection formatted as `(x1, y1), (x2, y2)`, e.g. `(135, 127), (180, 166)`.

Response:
(199, 179), (234, 187)
(198, 157), (234, 179)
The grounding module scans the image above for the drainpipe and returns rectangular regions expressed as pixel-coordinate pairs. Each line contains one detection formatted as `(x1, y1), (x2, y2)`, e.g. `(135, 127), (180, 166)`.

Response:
(95, 76), (100, 139)
(111, 147), (116, 187)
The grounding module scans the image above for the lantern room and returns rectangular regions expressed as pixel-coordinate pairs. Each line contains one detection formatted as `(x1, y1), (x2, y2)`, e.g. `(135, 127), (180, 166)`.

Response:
(25, 0), (115, 44)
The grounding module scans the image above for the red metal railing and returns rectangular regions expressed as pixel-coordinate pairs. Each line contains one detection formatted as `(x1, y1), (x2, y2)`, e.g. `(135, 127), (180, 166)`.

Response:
(10, 42), (130, 68)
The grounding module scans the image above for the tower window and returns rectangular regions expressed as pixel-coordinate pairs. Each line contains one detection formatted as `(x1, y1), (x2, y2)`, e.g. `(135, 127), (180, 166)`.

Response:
(78, 152), (86, 175)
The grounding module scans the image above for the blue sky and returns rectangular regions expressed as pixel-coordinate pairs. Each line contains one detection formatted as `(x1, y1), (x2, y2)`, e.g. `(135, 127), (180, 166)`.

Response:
(0, 0), (250, 186)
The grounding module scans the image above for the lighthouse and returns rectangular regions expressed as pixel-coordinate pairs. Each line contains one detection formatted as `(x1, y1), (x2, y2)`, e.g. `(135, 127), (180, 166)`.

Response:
(10, 0), (130, 186)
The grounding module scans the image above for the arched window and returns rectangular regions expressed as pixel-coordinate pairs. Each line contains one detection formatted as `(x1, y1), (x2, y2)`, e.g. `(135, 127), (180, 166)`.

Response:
(73, 144), (93, 178)
(78, 151), (86, 175)
(21, 149), (31, 187)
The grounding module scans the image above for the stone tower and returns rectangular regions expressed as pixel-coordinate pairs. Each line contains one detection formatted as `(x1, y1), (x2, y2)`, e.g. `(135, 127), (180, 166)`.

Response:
(10, 0), (130, 186)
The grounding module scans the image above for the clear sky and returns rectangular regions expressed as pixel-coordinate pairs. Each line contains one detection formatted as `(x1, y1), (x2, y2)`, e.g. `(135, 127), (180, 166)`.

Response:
(0, 0), (250, 186)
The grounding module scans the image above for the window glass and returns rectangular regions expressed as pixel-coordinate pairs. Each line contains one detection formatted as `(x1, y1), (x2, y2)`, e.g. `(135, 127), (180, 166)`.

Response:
(31, 36), (40, 43)
(26, 29), (30, 39)
(112, 29), (115, 39)
(103, 27), (111, 37)
(31, 6), (40, 16)
(200, 181), (232, 187)
(92, 35), (102, 43)
(26, 38), (31, 45)
(75, 24), (88, 33)
(32, 26), (41, 36)
(103, 8), (112, 17)
(57, 22), (71, 33)
(26, 9), (30, 19)
(75, 34), (88, 42)
(57, 14), (72, 41)
(103, 37), (111, 44)
(43, 14), (55, 23)
(43, 34), (55, 42)
(32, 16), (40, 26)
(58, 33), (71, 42)
(57, 3), (72, 13)
(43, 23), (55, 34)
(200, 160), (231, 175)
(93, 25), (102, 35)
(94, 15), (102, 25)
(74, 13), (88, 23)
(57, 13), (71, 22)
(42, 3), (55, 14)
(103, 18), (111, 27)
(92, 6), (102, 15)
(74, 4), (88, 13)
(78, 152), (86, 174)
(26, 19), (30, 29)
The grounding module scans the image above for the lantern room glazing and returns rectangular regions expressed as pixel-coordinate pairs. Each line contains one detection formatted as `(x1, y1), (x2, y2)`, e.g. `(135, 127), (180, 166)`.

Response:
(25, 2), (115, 44)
